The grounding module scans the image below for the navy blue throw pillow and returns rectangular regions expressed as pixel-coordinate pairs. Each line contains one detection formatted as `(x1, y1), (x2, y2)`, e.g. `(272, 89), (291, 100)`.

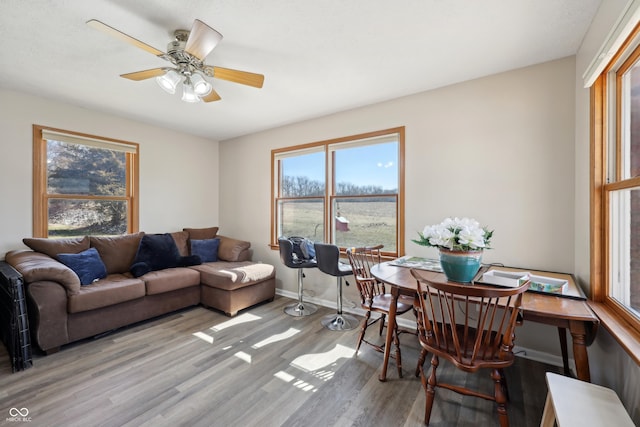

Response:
(178, 255), (202, 267)
(58, 247), (107, 286)
(131, 233), (180, 276)
(130, 262), (152, 278)
(190, 238), (220, 263)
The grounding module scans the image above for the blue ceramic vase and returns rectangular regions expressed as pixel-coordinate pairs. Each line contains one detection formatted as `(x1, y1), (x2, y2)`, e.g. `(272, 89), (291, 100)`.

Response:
(438, 249), (483, 283)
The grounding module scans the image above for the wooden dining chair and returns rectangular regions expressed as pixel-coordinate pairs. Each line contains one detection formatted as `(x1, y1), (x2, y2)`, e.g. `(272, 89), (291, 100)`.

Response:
(410, 268), (529, 427)
(346, 245), (415, 378)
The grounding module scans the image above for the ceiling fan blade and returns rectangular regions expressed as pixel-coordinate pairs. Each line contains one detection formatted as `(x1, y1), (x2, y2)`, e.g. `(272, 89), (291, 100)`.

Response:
(184, 19), (223, 61)
(205, 66), (264, 88)
(120, 68), (166, 81)
(87, 19), (165, 57)
(201, 89), (222, 103)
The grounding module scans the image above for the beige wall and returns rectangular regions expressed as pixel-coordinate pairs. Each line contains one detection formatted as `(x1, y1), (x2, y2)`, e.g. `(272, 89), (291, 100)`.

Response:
(0, 89), (220, 256)
(574, 0), (640, 423)
(221, 56), (577, 358)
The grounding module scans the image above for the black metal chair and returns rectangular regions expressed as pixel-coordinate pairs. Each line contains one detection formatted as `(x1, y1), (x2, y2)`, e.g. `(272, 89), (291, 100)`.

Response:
(278, 237), (318, 316)
(314, 243), (359, 331)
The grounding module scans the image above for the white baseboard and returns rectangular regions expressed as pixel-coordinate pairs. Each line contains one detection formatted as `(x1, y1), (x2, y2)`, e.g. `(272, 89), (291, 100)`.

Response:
(512, 346), (570, 368)
(275, 290), (569, 369)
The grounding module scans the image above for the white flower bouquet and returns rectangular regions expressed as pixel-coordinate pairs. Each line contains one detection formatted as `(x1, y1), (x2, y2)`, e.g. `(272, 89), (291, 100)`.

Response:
(412, 217), (493, 252)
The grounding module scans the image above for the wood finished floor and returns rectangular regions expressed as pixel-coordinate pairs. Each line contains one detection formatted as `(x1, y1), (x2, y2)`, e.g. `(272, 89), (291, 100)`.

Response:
(0, 296), (560, 427)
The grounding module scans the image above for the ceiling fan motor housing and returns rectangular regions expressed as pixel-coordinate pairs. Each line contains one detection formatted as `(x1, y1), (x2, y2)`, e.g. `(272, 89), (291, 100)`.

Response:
(167, 39), (186, 56)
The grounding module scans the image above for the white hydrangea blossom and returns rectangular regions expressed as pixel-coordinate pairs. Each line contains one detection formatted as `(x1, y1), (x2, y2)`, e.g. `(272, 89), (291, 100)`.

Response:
(414, 217), (492, 251)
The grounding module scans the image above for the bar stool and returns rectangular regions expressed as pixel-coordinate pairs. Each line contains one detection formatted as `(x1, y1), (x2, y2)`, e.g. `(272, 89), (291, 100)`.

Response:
(278, 237), (318, 316)
(314, 242), (359, 331)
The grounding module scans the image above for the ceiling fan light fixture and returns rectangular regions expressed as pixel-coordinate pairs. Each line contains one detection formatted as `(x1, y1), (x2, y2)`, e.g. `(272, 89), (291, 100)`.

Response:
(191, 72), (213, 96)
(87, 19), (265, 104)
(156, 69), (181, 94)
(181, 78), (200, 103)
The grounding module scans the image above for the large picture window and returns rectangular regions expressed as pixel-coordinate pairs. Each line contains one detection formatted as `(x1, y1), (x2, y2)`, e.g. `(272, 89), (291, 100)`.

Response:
(33, 125), (139, 237)
(271, 128), (404, 257)
(592, 25), (640, 334)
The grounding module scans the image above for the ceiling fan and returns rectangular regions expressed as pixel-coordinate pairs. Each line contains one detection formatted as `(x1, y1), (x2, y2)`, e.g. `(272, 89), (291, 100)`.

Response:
(87, 19), (264, 103)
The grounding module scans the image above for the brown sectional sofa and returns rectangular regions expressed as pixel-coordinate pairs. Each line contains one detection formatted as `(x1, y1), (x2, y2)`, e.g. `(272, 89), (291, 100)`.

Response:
(4, 228), (276, 354)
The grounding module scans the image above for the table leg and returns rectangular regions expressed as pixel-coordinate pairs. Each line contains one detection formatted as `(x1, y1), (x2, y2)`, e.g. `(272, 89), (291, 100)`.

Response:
(569, 320), (591, 382)
(557, 327), (571, 376)
(379, 286), (399, 382)
(539, 392), (556, 427)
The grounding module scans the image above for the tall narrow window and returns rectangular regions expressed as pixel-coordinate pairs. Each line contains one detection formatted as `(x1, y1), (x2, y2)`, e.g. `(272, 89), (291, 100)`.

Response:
(33, 126), (139, 237)
(609, 53), (640, 317)
(592, 25), (640, 333)
(272, 128), (404, 257)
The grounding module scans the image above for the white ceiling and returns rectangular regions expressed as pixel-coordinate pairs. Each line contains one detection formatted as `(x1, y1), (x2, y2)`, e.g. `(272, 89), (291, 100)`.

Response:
(0, 0), (601, 141)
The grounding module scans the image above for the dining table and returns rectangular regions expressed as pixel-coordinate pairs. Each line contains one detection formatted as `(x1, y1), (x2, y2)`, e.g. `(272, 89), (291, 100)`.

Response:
(370, 261), (600, 382)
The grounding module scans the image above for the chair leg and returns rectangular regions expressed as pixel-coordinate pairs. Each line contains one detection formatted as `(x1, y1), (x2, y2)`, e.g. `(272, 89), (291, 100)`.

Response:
(499, 368), (510, 402)
(355, 311), (371, 353)
(378, 313), (386, 336)
(393, 324), (403, 378)
(416, 347), (428, 377)
(492, 368), (509, 427)
(424, 355), (439, 426)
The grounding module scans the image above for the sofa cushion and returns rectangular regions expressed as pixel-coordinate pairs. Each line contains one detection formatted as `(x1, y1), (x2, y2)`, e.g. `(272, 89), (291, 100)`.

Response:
(183, 226), (219, 241)
(23, 236), (90, 258)
(131, 233), (181, 277)
(194, 261), (276, 291)
(217, 235), (251, 262)
(190, 238), (220, 263)
(57, 247), (107, 286)
(140, 267), (201, 295)
(171, 231), (190, 257)
(68, 274), (145, 313)
(90, 233), (144, 275)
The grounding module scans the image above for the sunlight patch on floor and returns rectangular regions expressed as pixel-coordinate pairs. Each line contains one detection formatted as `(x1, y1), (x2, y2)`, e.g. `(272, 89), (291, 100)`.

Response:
(192, 331), (214, 344)
(234, 351), (252, 363)
(251, 328), (300, 349)
(293, 379), (316, 392)
(268, 343), (357, 393)
(290, 343), (356, 372)
(210, 313), (261, 331)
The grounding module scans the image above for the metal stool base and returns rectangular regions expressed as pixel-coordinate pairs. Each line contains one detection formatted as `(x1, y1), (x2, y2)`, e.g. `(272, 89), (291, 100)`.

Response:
(322, 313), (359, 331)
(284, 302), (318, 317)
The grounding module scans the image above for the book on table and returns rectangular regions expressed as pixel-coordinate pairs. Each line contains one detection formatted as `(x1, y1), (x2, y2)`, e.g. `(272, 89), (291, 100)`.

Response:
(475, 266), (585, 300)
(389, 256), (443, 272)
(480, 270), (568, 293)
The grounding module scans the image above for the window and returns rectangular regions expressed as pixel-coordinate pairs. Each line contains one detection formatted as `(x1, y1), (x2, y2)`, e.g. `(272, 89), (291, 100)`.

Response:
(592, 25), (640, 333)
(33, 125), (139, 237)
(271, 128), (404, 257)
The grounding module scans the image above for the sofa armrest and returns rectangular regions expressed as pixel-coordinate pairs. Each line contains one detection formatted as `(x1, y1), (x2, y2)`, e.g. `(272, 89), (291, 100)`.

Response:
(217, 235), (252, 262)
(5, 250), (81, 296)
(27, 280), (70, 353)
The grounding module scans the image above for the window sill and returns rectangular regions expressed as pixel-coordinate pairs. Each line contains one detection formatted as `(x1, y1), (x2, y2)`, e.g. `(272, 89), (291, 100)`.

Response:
(588, 301), (640, 366)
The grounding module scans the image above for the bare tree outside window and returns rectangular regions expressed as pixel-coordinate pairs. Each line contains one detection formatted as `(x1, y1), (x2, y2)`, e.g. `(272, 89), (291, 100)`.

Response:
(32, 126), (139, 238)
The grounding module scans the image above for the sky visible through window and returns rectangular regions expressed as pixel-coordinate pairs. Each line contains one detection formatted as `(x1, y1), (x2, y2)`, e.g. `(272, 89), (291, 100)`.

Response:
(283, 142), (398, 191)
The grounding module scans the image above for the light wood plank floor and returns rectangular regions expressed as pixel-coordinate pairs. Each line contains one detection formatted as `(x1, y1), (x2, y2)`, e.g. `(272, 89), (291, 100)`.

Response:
(0, 296), (560, 426)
